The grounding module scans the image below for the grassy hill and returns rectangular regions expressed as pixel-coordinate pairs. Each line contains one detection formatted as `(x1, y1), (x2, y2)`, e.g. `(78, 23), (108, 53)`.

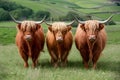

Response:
(9, 0), (120, 21)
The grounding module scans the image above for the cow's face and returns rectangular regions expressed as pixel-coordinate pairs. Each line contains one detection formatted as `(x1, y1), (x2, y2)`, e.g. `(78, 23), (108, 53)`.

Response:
(80, 20), (104, 42)
(48, 22), (71, 43)
(17, 21), (41, 41)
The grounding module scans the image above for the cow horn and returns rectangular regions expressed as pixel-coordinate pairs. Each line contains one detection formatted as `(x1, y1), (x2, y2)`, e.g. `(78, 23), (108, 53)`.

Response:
(9, 13), (22, 24)
(35, 16), (46, 24)
(44, 21), (52, 26)
(66, 20), (75, 26)
(74, 16), (85, 24)
(98, 14), (114, 24)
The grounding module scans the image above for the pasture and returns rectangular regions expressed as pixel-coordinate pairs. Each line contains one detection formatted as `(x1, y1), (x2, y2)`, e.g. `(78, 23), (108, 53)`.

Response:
(0, 0), (120, 80)
(0, 23), (120, 80)
(8, 0), (120, 21)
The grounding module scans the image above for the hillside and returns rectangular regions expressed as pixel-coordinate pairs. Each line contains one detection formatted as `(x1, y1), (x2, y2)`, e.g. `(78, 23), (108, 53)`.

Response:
(9, 0), (120, 21)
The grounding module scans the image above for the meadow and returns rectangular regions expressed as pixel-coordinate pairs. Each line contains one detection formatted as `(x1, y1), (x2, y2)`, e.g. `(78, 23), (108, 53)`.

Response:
(0, 23), (120, 80)
(0, 0), (120, 80)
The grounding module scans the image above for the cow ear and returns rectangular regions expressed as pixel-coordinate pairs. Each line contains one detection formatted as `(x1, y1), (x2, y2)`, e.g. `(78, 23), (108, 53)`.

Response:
(67, 26), (71, 31)
(48, 26), (52, 32)
(36, 24), (41, 30)
(99, 24), (104, 30)
(80, 24), (85, 31)
(17, 24), (21, 30)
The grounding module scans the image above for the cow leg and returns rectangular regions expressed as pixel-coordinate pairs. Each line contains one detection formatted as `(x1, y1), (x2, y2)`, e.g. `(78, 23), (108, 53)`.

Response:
(49, 51), (58, 67)
(23, 56), (28, 68)
(92, 52), (101, 69)
(31, 53), (40, 68)
(80, 50), (89, 69)
(32, 57), (37, 68)
(19, 50), (29, 68)
(61, 51), (69, 67)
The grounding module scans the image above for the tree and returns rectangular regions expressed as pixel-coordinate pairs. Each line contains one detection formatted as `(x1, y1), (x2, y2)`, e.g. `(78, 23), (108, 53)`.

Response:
(0, 8), (10, 21)
(34, 10), (50, 20)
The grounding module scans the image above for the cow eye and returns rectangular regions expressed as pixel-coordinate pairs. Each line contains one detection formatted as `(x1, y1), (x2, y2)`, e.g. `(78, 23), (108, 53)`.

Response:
(96, 28), (99, 31)
(85, 28), (89, 31)
(62, 30), (67, 34)
(53, 30), (57, 33)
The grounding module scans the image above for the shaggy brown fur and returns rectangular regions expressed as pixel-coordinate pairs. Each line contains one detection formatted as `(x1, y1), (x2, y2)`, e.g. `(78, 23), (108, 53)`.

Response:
(16, 21), (45, 68)
(75, 20), (107, 69)
(46, 22), (73, 67)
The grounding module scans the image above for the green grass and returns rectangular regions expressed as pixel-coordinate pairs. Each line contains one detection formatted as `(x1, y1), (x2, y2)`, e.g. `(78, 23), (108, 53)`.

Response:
(0, 43), (120, 80)
(0, 24), (120, 80)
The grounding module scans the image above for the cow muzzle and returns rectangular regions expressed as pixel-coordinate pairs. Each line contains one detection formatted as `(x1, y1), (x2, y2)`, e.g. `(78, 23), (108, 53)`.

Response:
(56, 36), (63, 42)
(24, 35), (32, 41)
(88, 35), (96, 42)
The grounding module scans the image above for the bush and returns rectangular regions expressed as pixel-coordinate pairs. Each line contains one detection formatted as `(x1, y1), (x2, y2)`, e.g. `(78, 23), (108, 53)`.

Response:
(0, 8), (10, 21)
(10, 8), (33, 20)
(58, 11), (81, 27)
(0, 0), (24, 11)
(34, 10), (50, 20)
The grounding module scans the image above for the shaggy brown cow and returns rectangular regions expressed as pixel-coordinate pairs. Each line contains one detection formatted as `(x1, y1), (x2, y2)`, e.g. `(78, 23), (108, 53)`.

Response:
(75, 15), (113, 69)
(45, 21), (74, 67)
(11, 16), (45, 68)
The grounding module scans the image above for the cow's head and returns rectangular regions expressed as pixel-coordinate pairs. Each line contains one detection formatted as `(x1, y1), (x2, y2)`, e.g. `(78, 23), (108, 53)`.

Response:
(10, 15), (45, 42)
(76, 15), (113, 43)
(46, 21), (74, 43)
(17, 21), (42, 41)
(80, 20), (104, 42)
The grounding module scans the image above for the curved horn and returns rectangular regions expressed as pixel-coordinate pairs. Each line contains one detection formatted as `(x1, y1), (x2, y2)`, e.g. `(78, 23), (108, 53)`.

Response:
(35, 16), (46, 24)
(66, 20), (75, 26)
(9, 13), (22, 24)
(73, 15), (85, 24)
(44, 21), (52, 26)
(98, 14), (114, 24)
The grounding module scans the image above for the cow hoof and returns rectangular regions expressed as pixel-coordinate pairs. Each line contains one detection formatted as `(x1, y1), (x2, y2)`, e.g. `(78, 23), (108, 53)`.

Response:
(32, 63), (37, 68)
(35, 60), (39, 65)
(53, 63), (58, 68)
(60, 62), (67, 67)
(93, 64), (97, 69)
(24, 63), (29, 68)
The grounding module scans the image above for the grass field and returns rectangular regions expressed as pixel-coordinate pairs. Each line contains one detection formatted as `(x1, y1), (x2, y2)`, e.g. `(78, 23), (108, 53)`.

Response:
(0, 24), (120, 80)
(0, 43), (120, 80)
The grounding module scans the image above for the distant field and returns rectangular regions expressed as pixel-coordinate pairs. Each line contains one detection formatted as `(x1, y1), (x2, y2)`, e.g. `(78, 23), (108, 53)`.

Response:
(9, 0), (120, 20)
